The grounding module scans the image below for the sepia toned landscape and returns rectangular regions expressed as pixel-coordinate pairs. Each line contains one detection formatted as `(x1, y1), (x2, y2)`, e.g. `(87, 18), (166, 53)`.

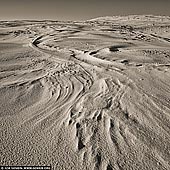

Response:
(0, 15), (170, 169)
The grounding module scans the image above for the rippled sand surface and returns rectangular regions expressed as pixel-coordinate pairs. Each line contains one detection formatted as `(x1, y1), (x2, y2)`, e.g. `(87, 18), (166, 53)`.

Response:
(0, 15), (170, 169)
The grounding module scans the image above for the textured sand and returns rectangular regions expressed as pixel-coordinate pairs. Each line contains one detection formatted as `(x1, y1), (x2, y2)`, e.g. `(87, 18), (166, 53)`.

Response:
(0, 15), (170, 170)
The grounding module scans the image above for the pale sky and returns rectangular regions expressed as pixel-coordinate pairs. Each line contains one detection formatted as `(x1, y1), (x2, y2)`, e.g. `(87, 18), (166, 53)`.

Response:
(0, 0), (169, 21)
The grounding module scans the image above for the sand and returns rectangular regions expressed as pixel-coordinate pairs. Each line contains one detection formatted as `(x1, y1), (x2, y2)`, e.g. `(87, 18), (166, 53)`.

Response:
(0, 15), (170, 170)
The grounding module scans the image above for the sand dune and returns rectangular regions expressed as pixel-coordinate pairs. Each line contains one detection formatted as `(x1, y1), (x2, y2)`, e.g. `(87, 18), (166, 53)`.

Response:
(0, 15), (170, 170)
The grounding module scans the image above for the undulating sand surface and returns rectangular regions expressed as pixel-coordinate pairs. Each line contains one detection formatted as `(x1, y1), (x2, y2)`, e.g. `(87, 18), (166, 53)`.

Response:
(0, 15), (170, 170)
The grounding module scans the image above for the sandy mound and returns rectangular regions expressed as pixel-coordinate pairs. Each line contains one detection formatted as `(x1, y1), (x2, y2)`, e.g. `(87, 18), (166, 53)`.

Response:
(0, 15), (170, 169)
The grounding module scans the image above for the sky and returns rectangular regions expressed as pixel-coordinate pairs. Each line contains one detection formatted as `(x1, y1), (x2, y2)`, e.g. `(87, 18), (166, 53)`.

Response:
(0, 0), (170, 21)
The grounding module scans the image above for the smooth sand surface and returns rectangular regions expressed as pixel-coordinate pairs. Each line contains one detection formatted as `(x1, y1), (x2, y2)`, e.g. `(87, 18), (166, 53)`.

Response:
(0, 15), (170, 169)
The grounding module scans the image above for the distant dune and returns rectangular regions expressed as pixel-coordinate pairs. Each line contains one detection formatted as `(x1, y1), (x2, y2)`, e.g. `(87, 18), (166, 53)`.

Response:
(0, 15), (170, 170)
